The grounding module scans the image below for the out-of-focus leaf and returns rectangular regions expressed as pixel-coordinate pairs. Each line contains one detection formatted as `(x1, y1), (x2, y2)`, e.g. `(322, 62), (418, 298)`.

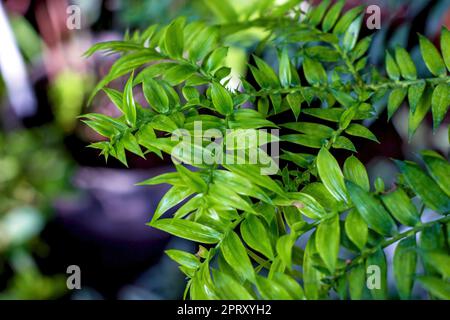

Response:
(322, 0), (345, 32)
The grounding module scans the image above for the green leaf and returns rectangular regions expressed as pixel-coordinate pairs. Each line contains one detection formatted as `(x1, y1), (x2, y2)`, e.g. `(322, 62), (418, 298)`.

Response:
(122, 131), (144, 157)
(272, 273), (305, 299)
(345, 123), (379, 143)
(348, 263), (365, 300)
(286, 92), (303, 120)
(88, 50), (162, 103)
(343, 15), (363, 52)
(123, 72), (137, 126)
(351, 36), (372, 61)
(346, 181), (397, 236)
(103, 88), (124, 113)
(175, 165), (207, 193)
(203, 0), (238, 23)
(150, 218), (222, 244)
(163, 64), (196, 85)
(422, 251), (450, 279)
(303, 57), (327, 85)
(208, 184), (255, 213)
(394, 236), (417, 300)
(211, 82), (234, 115)
(253, 55), (279, 88)
(212, 270), (254, 300)
(276, 234), (295, 269)
(301, 182), (338, 212)
(366, 248), (388, 300)
(386, 52), (401, 81)
(388, 88), (407, 120)
(395, 47), (417, 80)
(407, 81), (426, 113)
(279, 48), (292, 88)
(431, 83), (450, 131)
(164, 17), (185, 58)
(345, 209), (368, 251)
(281, 134), (324, 148)
(408, 86), (432, 139)
(143, 78), (170, 113)
(421, 151), (450, 197)
(441, 27), (450, 72)
(165, 249), (200, 270)
(381, 188), (420, 227)
(221, 231), (255, 283)
(332, 136), (356, 152)
(282, 122), (334, 138)
(303, 234), (322, 299)
(290, 192), (327, 220)
(331, 89), (357, 108)
(395, 160), (450, 214)
(188, 26), (219, 62)
(344, 156), (369, 191)
(333, 6), (364, 35)
(213, 170), (271, 203)
(241, 215), (274, 259)
(316, 214), (340, 273)
(223, 164), (286, 197)
(317, 148), (349, 203)
(280, 150), (314, 169)
(417, 276), (450, 300)
(153, 186), (195, 221)
(322, 0), (345, 32)
(418, 34), (446, 77)
(205, 47), (228, 73)
(256, 276), (292, 300)
(309, 0), (330, 27)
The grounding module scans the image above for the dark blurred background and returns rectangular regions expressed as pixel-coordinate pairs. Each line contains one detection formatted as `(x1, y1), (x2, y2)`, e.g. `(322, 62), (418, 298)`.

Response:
(0, 0), (448, 300)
